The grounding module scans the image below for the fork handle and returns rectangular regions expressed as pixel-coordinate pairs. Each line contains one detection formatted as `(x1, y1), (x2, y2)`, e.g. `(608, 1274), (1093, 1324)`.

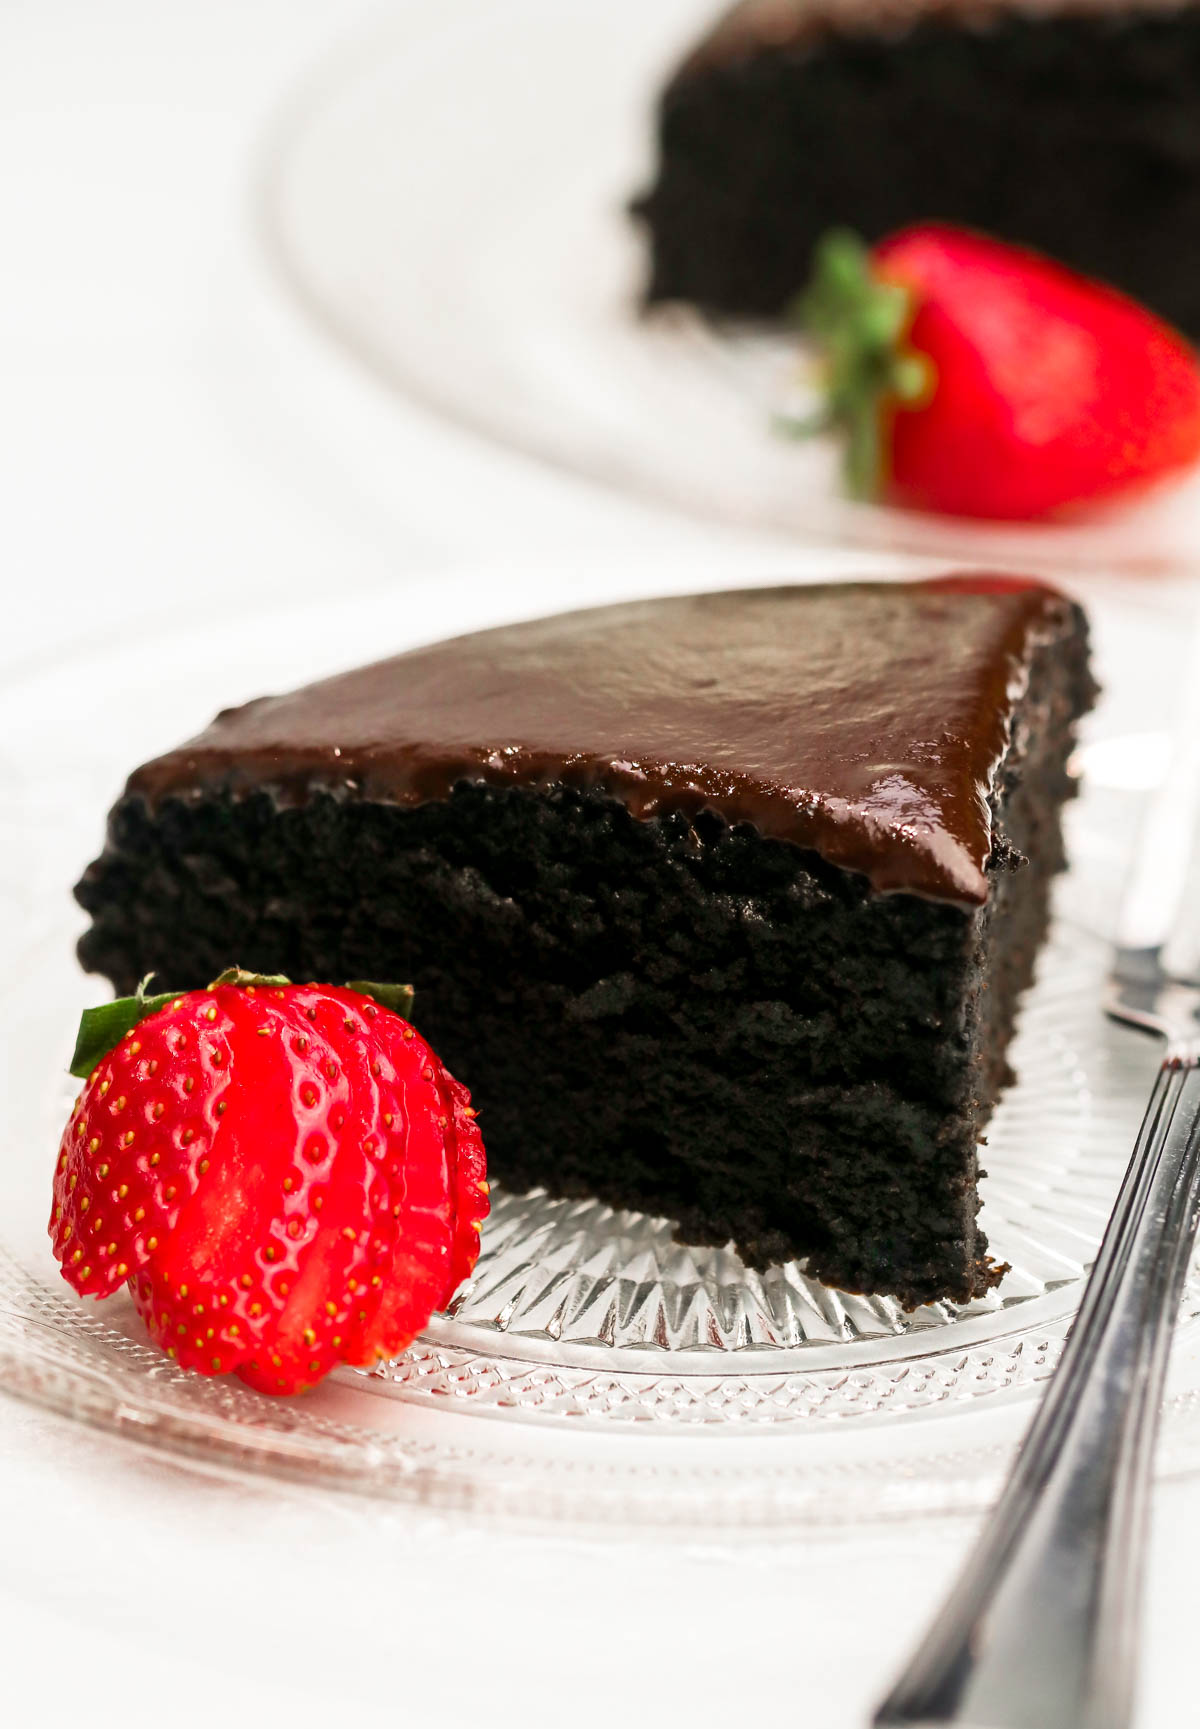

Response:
(874, 1054), (1200, 1729)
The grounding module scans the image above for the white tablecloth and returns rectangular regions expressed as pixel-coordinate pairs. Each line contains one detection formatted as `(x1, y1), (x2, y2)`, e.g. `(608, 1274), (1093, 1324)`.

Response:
(3, 5), (1195, 1725)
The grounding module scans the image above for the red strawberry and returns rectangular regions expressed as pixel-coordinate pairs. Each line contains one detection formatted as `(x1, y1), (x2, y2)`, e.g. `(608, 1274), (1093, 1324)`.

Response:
(795, 224), (1200, 520)
(49, 971), (488, 1394)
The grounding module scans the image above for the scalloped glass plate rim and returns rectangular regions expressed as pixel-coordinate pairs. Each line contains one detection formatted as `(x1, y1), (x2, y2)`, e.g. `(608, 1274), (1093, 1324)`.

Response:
(3, 563), (1198, 1529)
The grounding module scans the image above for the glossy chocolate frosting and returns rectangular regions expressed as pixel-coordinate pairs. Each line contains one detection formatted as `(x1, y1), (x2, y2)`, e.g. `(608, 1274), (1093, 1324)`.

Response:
(678, 0), (1194, 71)
(126, 577), (1079, 908)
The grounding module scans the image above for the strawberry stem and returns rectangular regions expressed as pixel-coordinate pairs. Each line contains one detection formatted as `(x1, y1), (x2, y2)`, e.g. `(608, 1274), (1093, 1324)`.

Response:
(781, 229), (934, 499)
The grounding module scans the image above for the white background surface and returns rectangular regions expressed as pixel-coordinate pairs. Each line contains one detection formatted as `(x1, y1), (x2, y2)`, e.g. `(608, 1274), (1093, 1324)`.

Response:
(2, 3), (1197, 1725)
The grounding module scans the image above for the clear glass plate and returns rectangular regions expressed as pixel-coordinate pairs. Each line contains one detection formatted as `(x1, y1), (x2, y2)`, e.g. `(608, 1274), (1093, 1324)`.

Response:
(4, 565), (1199, 1529)
(260, 0), (1200, 577)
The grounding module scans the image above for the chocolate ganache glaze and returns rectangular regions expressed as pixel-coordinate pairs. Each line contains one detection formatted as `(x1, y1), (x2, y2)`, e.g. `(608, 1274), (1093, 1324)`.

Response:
(680, 0), (1194, 70)
(127, 576), (1079, 907)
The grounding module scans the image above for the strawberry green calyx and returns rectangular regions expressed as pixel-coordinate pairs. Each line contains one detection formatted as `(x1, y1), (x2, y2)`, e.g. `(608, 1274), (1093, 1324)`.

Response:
(69, 970), (415, 1078)
(784, 229), (934, 499)
(345, 981), (416, 1020)
(207, 966), (292, 990)
(70, 975), (178, 1078)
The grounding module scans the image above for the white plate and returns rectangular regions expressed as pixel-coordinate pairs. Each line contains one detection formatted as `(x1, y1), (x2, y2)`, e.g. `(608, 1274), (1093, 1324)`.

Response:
(260, 0), (1200, 576)
(5, 561), (1200, 1530)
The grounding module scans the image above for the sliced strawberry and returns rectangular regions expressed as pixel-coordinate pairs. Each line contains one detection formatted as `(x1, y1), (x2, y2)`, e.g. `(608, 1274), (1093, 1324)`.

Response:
(51, 992), (235, 1299)
(50, 976), (488, 1395)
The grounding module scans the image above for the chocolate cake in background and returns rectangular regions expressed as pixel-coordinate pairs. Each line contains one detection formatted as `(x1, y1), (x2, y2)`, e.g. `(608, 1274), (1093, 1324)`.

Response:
(75, 578), (1094, 1308)
(633, 0), (1200, 337)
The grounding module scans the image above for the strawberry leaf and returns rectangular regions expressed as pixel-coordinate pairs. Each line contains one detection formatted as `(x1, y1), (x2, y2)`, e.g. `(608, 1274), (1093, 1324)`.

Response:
(781, 228), (934, 500)
(345, 981), (416, 1021)
(70, 975), (178, 1078)
(70, 971), (417, 1079)
(207, 966), (292, 990)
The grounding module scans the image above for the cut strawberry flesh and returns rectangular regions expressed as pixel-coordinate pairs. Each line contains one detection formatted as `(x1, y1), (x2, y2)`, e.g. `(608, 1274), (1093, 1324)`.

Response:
(51, 981), (488, 1395)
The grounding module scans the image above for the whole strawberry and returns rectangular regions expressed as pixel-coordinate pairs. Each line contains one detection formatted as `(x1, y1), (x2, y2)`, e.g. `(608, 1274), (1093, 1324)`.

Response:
(794, 224), (1200, 520)
(50, 970), (488, 1394)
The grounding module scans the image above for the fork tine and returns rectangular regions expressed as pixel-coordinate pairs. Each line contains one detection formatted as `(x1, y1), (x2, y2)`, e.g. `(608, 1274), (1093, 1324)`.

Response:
(1162, 787), (1200, 984)
(1115, 613), (1200, 971)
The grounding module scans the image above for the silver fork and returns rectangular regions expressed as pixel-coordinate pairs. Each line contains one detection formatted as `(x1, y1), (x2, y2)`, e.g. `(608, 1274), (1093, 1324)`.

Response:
(874, 664), (1200, 1729)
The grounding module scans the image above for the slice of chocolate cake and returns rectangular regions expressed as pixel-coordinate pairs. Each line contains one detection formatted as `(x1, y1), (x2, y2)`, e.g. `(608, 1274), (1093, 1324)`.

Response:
(634, 0), (1200, 337)
(76, 577), (1093, 1307)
